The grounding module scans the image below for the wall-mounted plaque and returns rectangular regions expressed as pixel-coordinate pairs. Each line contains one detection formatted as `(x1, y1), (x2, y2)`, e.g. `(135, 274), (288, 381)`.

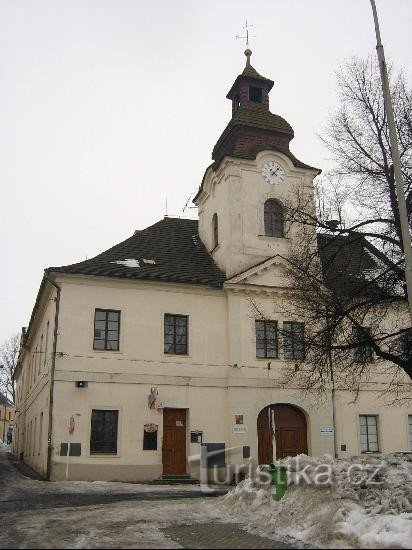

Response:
(320, 426), (334, 436)
(232, 425), (247, 434)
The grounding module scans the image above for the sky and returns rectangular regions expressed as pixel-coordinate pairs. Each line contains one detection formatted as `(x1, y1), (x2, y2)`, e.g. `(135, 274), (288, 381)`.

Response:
(0, 0), (411, 345)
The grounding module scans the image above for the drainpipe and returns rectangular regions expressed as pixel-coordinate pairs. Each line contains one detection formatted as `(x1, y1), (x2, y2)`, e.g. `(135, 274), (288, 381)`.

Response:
(326, 310), (339, 459)
(45, 275), (61, 481)
(329, 362), (339, 459)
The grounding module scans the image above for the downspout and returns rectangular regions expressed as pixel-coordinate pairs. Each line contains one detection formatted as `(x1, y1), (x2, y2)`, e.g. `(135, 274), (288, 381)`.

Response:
(329, 361), (338, 459)
(326, 309), (338, 459)
(45, 274), (61, 481)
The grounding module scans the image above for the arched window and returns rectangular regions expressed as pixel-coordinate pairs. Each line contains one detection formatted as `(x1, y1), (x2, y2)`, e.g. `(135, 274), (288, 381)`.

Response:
(212, 213), (219, 248)
(264, 199), (284, 237)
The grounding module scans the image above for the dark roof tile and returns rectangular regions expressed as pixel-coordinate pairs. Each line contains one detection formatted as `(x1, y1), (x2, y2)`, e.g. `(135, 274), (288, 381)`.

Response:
(47, 218), (226, 288)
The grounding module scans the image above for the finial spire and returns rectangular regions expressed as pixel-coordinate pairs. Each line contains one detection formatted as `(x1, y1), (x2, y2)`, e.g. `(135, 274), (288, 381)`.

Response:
(244, 48), (252, 67)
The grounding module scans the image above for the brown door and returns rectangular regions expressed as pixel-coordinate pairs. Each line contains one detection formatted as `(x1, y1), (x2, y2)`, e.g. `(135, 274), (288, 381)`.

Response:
(257, 406), (273, 464)
(257, 404), (307, 463)
(162, 409), (187, 475)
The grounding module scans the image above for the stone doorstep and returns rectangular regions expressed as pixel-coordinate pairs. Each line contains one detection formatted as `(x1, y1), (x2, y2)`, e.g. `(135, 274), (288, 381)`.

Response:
(152, 474), (200, 485)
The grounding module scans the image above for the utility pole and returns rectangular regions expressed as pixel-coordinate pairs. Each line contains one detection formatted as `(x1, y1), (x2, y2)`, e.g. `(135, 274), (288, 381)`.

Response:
(370, 0), (412, 323)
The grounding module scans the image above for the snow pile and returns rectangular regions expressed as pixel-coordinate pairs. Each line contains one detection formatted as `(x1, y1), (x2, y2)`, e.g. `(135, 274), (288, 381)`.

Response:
(222, 477), (271, 512)
(219, 453), (412, 549)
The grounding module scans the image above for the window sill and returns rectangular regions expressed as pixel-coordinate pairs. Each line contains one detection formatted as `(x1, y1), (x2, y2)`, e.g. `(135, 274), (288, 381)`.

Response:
(92, 349), (122, 353)
(257, 235), (288, 240)
(361, 451), (380, 454)
(89, 453), (119, 458)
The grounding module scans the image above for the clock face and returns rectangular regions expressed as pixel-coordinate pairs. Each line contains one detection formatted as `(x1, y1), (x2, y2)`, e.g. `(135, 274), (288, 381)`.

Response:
(262, 161), (285, 185)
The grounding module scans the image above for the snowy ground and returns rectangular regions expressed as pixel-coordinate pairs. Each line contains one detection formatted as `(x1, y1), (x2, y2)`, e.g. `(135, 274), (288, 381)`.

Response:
(0, 445), (297, 549)
(3, 444), (411, 548)
(219, 453), (412, 549)
(2, 498), (222, 549)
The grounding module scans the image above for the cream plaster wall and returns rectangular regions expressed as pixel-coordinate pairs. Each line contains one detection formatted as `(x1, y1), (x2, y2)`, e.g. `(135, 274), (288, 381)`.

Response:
(197, 152), (318, 278)
(13, 282), (57, 477)
(334, 391), (412, 457)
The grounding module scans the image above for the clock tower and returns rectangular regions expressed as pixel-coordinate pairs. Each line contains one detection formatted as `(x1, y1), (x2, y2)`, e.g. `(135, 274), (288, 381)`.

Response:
(194, 50), (320, 278)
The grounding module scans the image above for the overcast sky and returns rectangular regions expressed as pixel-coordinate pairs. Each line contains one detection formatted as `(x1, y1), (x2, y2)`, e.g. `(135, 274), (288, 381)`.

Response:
(1, 0), (411, 345)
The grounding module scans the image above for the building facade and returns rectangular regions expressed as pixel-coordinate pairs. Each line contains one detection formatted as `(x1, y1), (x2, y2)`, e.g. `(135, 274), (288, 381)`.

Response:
(0, 392), (14, 444)
(13, 51), (412, 482)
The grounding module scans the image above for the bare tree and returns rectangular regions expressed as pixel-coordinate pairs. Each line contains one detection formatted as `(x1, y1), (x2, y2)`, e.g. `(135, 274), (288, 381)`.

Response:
(281, 56), (412, 394)
(0, 333), (20, 404)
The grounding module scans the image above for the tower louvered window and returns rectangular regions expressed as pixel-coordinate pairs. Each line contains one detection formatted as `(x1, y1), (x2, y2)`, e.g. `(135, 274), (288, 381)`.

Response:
(264, 199), (284, 237)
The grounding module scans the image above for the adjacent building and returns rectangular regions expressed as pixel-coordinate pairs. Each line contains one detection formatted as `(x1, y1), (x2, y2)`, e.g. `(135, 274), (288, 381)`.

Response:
(13, 50), (412, 481)
(0, 391), (15, 444)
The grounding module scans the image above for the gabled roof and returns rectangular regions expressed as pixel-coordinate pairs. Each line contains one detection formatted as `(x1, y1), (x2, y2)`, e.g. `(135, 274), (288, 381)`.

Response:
(0, 392), (13, 407)
(317, 233), (386, 297)
(47, 217), (226, 288)
(225, 255), (286, 285)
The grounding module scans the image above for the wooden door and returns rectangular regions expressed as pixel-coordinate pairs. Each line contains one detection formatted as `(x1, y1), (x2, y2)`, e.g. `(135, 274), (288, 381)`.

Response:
(257, 404), (307, 463)
(162, 409), (187, 475)
(257, 407), (273, 464)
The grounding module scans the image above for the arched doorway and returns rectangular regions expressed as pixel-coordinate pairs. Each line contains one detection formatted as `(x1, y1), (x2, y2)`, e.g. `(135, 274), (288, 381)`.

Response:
(257, 404), (308, 464)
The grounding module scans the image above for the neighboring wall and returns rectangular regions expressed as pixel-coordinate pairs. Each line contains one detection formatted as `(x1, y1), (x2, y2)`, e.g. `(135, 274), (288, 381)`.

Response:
(0, 402), (15, 443)
(13, 281), (58, 478)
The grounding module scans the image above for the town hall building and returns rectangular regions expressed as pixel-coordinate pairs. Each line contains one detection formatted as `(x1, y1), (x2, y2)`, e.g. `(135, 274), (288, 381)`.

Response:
(13, 50), (412, 482)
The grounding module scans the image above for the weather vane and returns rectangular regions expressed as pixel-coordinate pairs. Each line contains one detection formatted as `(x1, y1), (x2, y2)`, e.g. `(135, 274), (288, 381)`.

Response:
(236, 20), (256, 47)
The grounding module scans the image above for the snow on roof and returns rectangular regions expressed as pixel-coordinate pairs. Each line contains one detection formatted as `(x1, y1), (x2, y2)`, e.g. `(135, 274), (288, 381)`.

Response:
(110, 258), (156, 268)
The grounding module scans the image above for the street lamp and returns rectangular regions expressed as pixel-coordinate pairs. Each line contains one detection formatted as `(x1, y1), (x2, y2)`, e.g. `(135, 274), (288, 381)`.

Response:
(370, 0), (412, 324)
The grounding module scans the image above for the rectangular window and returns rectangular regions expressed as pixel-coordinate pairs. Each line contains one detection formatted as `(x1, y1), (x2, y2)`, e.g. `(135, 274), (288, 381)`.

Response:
(255, 320), (278, 358)
(39, 335), (43, 374)
(283, 322), (305, 360)
(408, 415), (412, 451)
(93, 309), (120, 351)
(90, 409), (119, 454)
(353, 327), (373, 363)
(143, 427), (158, 450)
(164, 314), (188, 355)
(359, 415), (379, 453)
(249, 86), (262, 103)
